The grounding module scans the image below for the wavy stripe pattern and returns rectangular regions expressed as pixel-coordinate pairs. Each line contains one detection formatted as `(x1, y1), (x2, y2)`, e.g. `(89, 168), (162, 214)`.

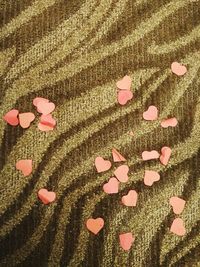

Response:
(0, 0), (200, 266)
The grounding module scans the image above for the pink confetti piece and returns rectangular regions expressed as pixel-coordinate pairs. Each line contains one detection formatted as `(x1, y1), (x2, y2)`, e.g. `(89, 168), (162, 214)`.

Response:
(117, 90), (133, 105)
(160, 146), (172, 166)
(114, 165), (129, 183)
(171, 62), (187, 76)
(19, 112), (35, 128)
(161, 118), (178, 128)
(169, 197), (186, 215)
(38, 122), (54, 132)
(86, 218), (104, 235)
(170, 218), (186, 236)
(3, 109), (19, 126)
(143, 105), (158, 121)
(95, 156), (112, 173)
(119, 233), (135, 251)
(116, 75), (132, 90)
(38, 188), (56, 204)
(40, 114), (56, 127)
(16, 159), (32, 176)
(144, 170), (160, 186)
(37, 102), (55, 115)
(112, 148), (126, 162)
(122, 190), (138, 207)
(103, 177), (119, 194)
(142, 150), (160, 161)
(33, 97), (49, 107)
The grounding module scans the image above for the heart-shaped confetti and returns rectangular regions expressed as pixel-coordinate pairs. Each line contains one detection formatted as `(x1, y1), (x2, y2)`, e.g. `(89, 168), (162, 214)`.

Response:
(169, 196), (186, 215)
(33, 97), (49, 107)
(142, 150), (160, 161)
(116, 75), (132, 90)
(170, 218), (186, 236)
(16, 159), (32, 176)
(160, 146), (172, 166)
(38, 189), (56, 204)
(143, 106), (158, 121)
(122, 190), (138, 207)
(19, 112), (35, 128)
(112, 148), (126, 162)
(114, 165), (129, 183)
(161, 118), (178, 128)
(171, 62), (187, 76)
(40, 114), (56, 127)
(37, 102), (55, 115)
(38, 123), (54, 132)
(119, 233), (135, 251)
(86, 218), (104, 235)
(103, 177), (119, 194)
(144, 170), (160, 186)
(3, 109), (19, 126)
(117, 90), (133, 105)
(95, 156), (111, 173)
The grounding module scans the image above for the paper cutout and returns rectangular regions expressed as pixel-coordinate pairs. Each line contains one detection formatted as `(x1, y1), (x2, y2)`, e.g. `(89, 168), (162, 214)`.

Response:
(38, 123), (54, 132)
(122, 190), (138, 207)
(112, 148), (126, 162)
(103, 177), (119, 194)
(169, 196), (186, 215)
(37, 102), (55, 115)
(16, 159), (32, 176)
(160, 146), (172, 166)
(116, 75), (132, 90)
(40, 114), (56, 127)
(33, 97), (49, 107)
(117, 90), (133, 105)
(170, 218), (186, 236)
(144, 170), (160, 186)
(95, 156), (111, 173)
(3, 109), (19, 126)
(86, 218), (104, 235)
(38, 188), (56, 204)
(119, 233), (135, 251)
(142, 150), (160, 161)
(161, 118), (178, 128)
(19, 112), (35, 128)
(114, 165), (129, 183)
(143, 105), (158, 121)
(171, 62), (187, 76)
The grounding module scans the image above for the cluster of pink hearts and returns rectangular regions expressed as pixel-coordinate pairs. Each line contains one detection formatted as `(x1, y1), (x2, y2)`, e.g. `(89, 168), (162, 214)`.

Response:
(3, 61), (187, 251)
(86, 61), (187, 251)
(3, 97), (56, 131)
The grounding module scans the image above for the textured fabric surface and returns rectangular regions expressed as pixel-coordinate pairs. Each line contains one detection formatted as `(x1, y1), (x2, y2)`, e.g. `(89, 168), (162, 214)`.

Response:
(0, 0), (200, 266)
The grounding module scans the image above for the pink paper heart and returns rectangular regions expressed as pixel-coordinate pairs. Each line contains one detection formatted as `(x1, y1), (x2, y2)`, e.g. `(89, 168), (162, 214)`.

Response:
(119, 233), (135, 251)
(144, 170), (160, 186)
(103, 177), (119, 194)
(117, 90), (133, 105)
(142, 150), (160, 161)
(122, 190), (138, 207)
(170, 218), (186, 236)
(169, 196), (186, 215)
(38, 123), (54, 132)
(33, 97), (49, 107)
(19, 112), (35, 128)
(143, 105), (158, 121)
(161, 118), (178, 128)
(114, 165), (129, 183)
(95, 156), (111, 173)
(37, 102), (55, 115)
(40, 114), (56, 127)
(86, 218), (104, 235)
(112, 148), (126, 162)
(116, 75), (132, 90)
(38, 188), (56, 204)
(16, 159), (32, 176)
(160, 146), (172, 166)
(171, 62), (187, 76)
(3, 109), (19, 126)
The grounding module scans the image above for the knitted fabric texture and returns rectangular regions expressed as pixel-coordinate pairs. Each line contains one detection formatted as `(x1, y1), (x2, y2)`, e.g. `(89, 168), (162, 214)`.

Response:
(0, 0), (200, 266)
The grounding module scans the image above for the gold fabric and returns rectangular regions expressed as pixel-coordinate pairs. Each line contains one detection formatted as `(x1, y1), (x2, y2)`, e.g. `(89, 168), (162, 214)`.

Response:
(0, 0), (200, 266)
